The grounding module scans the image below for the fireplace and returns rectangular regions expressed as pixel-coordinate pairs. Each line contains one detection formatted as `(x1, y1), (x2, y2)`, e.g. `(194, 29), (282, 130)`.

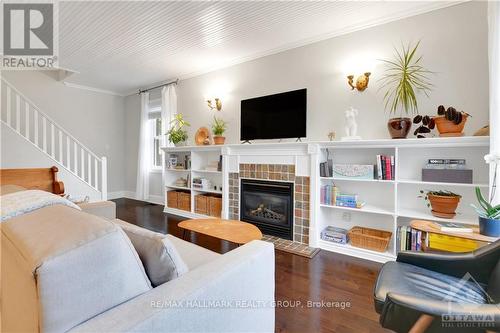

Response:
(240, 179), (293, 240)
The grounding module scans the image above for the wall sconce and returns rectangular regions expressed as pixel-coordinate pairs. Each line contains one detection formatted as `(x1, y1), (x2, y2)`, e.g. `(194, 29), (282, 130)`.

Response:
(347, 72), (371, 91)
(206, 98), (222, 111)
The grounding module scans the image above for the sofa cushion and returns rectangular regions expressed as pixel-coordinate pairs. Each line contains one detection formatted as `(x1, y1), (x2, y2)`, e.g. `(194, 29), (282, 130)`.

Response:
(1, 205), (151, 333)
(113, 219), (189, 286)
(166, 233), (221, 270)
(78, 200), (116, 220)
(0, 184), (26, 195)
(374, 261), (488, 313)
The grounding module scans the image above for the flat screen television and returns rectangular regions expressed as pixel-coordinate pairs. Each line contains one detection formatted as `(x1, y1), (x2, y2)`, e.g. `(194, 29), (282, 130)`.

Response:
(240, 88), (306, 141)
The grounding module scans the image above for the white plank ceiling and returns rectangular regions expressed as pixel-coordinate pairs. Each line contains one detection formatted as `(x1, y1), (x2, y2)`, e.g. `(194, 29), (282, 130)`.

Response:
(58, 1), (458, 95)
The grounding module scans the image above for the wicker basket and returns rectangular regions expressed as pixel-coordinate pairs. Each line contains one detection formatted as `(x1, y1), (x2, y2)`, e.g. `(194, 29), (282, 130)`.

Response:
(167, 190), (178, 209)
(195, 194), (209, 215)
(348, 226), (392, 252)
(177, 192), (191, 211)
(208, 195), (222, 217)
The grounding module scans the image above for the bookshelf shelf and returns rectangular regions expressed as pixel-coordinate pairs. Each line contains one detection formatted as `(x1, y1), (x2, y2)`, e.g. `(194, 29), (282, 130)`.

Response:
(314, 137), (490, 263)
(397, 179), (488, 188)
(320, 203), (394, 216)
(166, 184), (191, 191)
(162, 147), (224, 219)
(318, 240), (396, 263)
(165, 168), (191, 172)
(320, 177), (395, 184)
(397, 208), (478, 225)
(192, 169), (222, 174)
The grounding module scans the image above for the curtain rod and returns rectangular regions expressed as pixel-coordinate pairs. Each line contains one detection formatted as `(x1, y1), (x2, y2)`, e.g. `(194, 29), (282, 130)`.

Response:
(138, 79), (179, 94)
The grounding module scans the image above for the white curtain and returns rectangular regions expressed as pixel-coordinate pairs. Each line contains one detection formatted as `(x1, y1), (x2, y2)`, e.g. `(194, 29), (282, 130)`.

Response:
(136, 92), (151, 200)
(489, 1), (500, 205)
(161, 84), (178, 147)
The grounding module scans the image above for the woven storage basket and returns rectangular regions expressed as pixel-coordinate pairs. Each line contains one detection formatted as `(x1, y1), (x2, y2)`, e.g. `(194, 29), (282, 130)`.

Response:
(208, 195), (222, 217)
(167, 190), (178, 209)
(195, 194), (209, 215)
(348, 226), (392, 252)
(177, 192), (191, 211)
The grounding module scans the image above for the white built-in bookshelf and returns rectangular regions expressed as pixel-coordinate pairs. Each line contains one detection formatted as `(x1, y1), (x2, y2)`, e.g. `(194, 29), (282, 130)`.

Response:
(162, 146), (223, 219)
(313, 136), (490, 263)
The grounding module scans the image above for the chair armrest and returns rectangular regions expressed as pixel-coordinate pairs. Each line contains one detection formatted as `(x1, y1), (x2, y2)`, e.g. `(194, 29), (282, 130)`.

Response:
(396, 251), (491, 284)
(382, 293), (500, 330)
(78, 201), (116, 220)
(69, 240), (275, 333)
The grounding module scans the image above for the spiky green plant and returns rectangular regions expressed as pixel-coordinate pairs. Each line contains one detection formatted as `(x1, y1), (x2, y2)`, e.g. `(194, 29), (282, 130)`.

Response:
(379, 41), (433, 116)
(471, 187), (500, 219)
(211, 116), (227, 136)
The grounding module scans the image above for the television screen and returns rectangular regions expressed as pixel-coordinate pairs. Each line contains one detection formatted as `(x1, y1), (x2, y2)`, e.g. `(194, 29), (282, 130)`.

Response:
(240, 88), (306, 141)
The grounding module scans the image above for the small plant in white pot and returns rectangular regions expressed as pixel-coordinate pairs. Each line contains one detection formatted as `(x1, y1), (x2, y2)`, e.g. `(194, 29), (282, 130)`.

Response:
(471, 187), (500, 237)
(211, 116), (227, 145)
(167, 114), (190, 146)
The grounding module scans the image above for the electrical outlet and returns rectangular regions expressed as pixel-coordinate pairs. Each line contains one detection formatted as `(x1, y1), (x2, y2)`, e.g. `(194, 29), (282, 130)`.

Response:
(342, 212), (351, 222)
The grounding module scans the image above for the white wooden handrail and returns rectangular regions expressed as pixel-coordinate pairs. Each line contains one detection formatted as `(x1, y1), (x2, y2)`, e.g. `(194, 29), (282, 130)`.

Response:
(0, 78), (107, 200)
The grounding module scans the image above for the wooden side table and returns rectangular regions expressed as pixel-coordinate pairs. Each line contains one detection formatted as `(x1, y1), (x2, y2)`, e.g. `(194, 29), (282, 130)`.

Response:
(178, 218), (263, 246)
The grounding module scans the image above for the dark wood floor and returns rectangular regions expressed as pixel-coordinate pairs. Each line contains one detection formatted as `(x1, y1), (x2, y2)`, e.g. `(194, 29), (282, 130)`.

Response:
(114, 198), (389, 333)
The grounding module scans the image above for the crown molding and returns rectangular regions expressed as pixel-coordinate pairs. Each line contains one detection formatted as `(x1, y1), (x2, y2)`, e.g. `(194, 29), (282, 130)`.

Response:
(62, 81), (125, 97)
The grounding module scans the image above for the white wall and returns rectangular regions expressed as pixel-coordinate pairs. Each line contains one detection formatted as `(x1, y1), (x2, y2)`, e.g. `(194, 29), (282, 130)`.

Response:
(1, 70), (126, 193)
(174, 2), (488, 144)
(124, 2), (489, 198)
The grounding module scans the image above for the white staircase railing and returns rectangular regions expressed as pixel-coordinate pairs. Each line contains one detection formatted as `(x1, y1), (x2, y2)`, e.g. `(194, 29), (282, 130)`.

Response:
(1, 78), (107, 200)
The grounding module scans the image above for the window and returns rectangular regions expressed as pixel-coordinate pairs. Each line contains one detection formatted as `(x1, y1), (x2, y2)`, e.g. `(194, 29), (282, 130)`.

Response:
(149, 103), (162, 170)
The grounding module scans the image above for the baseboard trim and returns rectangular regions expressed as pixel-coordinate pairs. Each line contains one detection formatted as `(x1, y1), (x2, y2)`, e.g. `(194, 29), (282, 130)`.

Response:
(108, 191), (164, 206)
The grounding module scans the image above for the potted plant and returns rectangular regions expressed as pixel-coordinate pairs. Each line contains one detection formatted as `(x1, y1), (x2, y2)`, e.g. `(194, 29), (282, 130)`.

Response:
(379, 41), (432, 139)
(433, 105), (470, 137)
(167, 114), (190, 146)
(211, 116), (227, 145)
(419, 190), (461, 219)
(471, 187), (500, 237)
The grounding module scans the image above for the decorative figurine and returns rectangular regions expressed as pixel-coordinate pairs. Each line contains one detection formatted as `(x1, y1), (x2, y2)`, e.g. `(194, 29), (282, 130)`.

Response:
(341, 107), (361, 141)
(328, 131), (336, 141)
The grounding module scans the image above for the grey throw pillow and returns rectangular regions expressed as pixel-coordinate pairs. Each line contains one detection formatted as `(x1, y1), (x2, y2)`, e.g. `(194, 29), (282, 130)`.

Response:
(113, 219), (188, 287)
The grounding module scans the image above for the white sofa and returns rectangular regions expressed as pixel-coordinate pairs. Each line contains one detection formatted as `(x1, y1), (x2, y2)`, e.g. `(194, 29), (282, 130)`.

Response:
(1, 204), (275, 333)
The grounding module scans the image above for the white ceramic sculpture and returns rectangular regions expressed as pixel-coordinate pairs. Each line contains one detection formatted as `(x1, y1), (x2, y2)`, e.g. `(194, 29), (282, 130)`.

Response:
(342, 107), (362, 141)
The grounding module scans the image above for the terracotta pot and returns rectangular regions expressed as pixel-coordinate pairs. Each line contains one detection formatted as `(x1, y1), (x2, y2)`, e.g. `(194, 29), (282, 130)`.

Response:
(434, 115), (468, 137)
(213, 136), (226, 145)
(428, 194), (461, 218)
(387, 118), (412, 139)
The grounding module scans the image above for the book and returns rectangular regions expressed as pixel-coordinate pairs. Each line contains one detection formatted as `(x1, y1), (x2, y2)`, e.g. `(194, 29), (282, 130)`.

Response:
(436, 222), (474, 233)
(390, 156), (395, 180)
(385, 156), (391, 180)
(381, 156), (386, 180)
(376, 155), (382, 180)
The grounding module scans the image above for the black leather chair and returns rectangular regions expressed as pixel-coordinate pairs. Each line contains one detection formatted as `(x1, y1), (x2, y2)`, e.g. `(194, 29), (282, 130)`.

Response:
(374, 240), (500, 333)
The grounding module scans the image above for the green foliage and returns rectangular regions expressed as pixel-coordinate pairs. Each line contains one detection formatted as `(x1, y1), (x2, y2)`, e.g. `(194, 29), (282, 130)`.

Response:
(211, 116), (227, 136)
(471, 187), (500, 219)
(379, 41), (433, 116)
(167, 113), (190, 144)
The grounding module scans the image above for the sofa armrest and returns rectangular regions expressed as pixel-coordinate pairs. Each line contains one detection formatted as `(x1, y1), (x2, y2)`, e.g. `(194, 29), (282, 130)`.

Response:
(78, 201), (116, 220)
(70, 240), (275, 333)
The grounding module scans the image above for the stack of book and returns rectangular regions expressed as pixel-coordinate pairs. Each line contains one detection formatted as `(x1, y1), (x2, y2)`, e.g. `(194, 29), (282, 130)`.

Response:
(376, 155), (395, 180)
(320, 184), (365, 208)
(425, 159), (466, 170)
(397, 226), (427, 251)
